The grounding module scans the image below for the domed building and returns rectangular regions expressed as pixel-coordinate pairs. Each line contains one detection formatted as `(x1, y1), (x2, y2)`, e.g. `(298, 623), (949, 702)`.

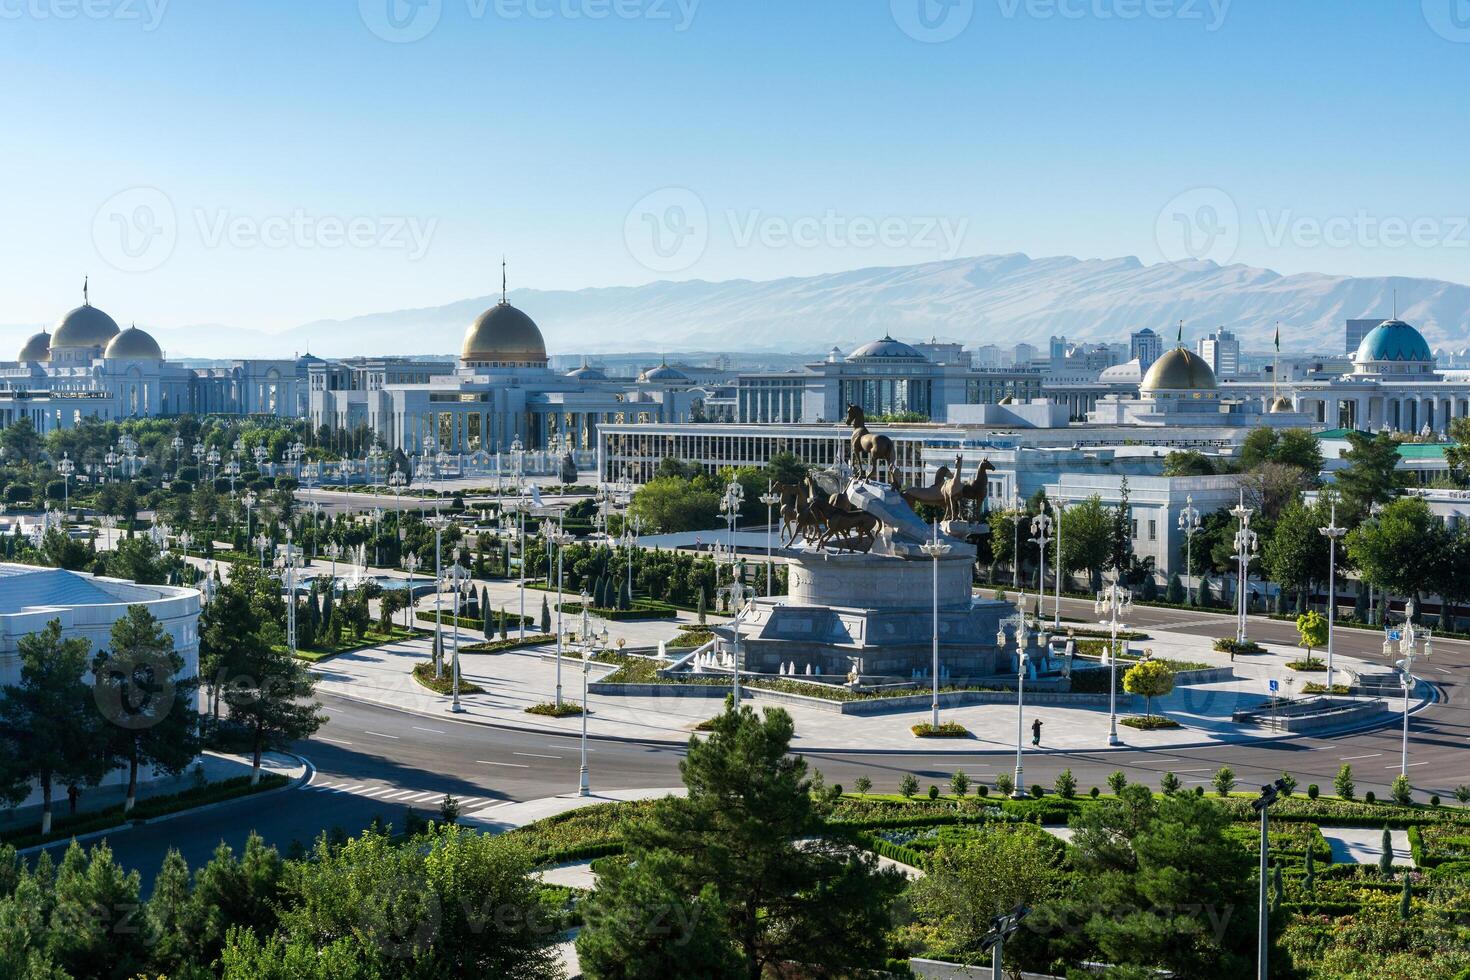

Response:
(638, 360), (691, 384)
(1351, 319), (1436, 377)
(459, 301), (549, 370)
(0, 284), (307, 432)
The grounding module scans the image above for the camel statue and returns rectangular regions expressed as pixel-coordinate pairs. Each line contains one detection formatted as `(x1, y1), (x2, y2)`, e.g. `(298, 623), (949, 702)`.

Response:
(844, 404), (894, 481)
(900, 464), (952, 510)
(959, 458), (998, 515)
(939, 454), (966, 522)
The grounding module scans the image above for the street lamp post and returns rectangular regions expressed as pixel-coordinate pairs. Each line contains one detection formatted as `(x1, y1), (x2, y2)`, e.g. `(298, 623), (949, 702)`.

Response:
(57, 453), (74, 518)
(253, 531), (271, 567)
(1007, 491), (1025, 591)
(1230, 492), (1260, 645)
(1385, 600), (1431, 777)
(997, 604), (1030, 798)
(981, 905), (1031, 980)
(1050, 497), (1066, 628)
(425, 515), (451, 679)
(1253, 779), (1290, 980)
(1177, 495), (1201, 606)
(759, 480), (781, 597)
(1096, 574), (1133, 746)
(1319, 502), (1347, 691)
(1028, 508), (1053, 623)
(403, 553), (421, 630)
(720, 568), (752, 708)
(623, 514), (642, 606)
(720, 479), (745, 573)
(920, 522), (952, 729)
(448, 547), (466, 713)
(546, 523), (574, 708)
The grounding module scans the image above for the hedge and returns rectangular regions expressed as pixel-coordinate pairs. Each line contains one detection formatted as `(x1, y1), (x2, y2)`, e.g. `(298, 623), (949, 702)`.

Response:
(459, 634), (554, 654)
(555, 600), (678, 621)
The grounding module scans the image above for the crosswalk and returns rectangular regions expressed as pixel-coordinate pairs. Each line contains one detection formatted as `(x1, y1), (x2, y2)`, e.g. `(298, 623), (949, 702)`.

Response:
(305, 777), (510, 813)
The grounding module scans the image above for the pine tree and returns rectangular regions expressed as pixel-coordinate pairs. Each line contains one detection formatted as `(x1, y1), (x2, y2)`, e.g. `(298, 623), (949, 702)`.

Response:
(1399, 872), (1412, 919)
(540, 597), (551, 634)
(1304, 842), (1316, 893)
(1379, 825), (1394, 876)
(697, 588), (707, 625)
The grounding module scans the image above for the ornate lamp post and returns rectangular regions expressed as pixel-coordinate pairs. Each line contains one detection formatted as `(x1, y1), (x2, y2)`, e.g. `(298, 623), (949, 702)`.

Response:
(1028, 508), (1053, 622)
(1096, 573), (1133, 746)
(448, 547), (467, 713)
(278, 529), (298, 656)
(325, 541), (341, 582)
(1319, 501), (1347, 691)
(1385, 601), (1431, 777)
(719, 568), (752, 708)
(1007, 490), (1025, 591)
(1253, 779), (1292, 980)
(623, 514), (643, 606)
(1177, 495), (1201, 605)
(104, 446), (119, 483)
(241, 490), (258, 547)
(170, 436), (184, 478)
(759, 480), (781, 597)
(720, 479), (745, 572)
(56, 453), (74, 518)
(1050, 496), (1066, 628)
(546, 522), (574, 707)
(996, 604), (1031, 798)
(425, 514), (451, 679)
(574, 593), (607, 797)
(223, 459), (240, 494)
(403, 552), (421, 630)
(1230, 493), (1260, 645)
(206, 448), (221, 484)
(920, 522), (953, 729)
(253, 531), (271, 567)
(252, 444), (269, 477)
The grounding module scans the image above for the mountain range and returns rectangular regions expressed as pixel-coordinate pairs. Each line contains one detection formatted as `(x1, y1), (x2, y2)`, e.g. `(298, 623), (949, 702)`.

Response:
(8, 253), (1470, 360)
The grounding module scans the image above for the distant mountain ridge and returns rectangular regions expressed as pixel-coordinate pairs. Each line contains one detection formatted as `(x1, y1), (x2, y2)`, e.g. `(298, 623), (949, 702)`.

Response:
(9, 253), (1470, 359)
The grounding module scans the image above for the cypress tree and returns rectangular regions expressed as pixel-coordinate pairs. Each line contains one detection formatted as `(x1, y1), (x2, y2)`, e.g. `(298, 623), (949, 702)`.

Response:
(1399, 872), (1412, 919)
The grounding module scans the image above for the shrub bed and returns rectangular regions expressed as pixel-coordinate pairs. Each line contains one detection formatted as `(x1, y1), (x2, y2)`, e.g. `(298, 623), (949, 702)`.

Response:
(460, 634), (554, 654)
(911, 722), (970, 738)
(556, 600), (678, 621)
(525, 702), (584, 718)
(411, 661), (485, 695)
(1120, 715), (1181, 730)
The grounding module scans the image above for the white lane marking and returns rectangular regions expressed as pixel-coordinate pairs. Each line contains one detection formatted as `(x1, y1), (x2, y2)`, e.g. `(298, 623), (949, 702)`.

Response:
(1340, 753), (1383, 761)
(311, 781), (339, 790)
(513, 752), (561, 759)
(331, 783), (362, 794)
(413, 726), (447, 734)
(405, 791), (443, 801)
(1434, 667), (1451, 674)
(359, 787), (397, 797)
(317, 736), (353, 745)
(1172, 768), (1212, 773)
(364, 730), (400, 739)
(1384, 762), (1429, 768)
(478, 760), (530, 768)
(377, 789), (416, 800)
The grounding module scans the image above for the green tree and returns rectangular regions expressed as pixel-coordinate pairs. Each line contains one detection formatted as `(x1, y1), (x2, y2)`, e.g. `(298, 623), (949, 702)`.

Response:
(1334, 764), (1355, 800)
(1347, 495), (1445, 608)
(1107, 477), (1134, 576)
(1161, 450), (1217, 476)
(91, 605), (203, 813)
(1336, 431), (1407, 523)
(1212, 766), (1236, 797)
(629, 476), (721, 533)
(0, 416), (40, 465)
(219, 617), (326, 784)
(1060, 494), (1113, 590)
(1263, 498), (1331, 611)
(1295, 610), (1328, 667)
(579, 704), (904, 979)
(764, 451), (809, 488)
(1122, 659), (1175, 720)
(47, 840), (150, 978)
(0, 620), (109, 834)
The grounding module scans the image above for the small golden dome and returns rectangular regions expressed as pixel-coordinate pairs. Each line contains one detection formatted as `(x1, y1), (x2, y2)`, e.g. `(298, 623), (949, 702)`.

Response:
(18, 331), (50, 362)
(104, 326), (163, 360)
(1140, 347), (1217, 392)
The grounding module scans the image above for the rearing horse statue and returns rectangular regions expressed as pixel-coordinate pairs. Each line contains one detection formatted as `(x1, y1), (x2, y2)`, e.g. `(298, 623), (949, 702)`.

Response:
(844, 404), (894, 481)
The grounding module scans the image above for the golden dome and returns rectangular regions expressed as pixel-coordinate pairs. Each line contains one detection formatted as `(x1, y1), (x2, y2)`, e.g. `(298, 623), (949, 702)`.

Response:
(1140, 347), (1217, 392)
(53, 303), (121, 349)
(18, 331), (50, 362)
(104, 326), (163, 360)
(1269, 395), (1293, 413)
(460, 301), (547, 366)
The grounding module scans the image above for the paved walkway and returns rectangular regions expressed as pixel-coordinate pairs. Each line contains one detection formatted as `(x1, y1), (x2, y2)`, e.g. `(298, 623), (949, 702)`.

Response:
(309, 609), (1412, 754)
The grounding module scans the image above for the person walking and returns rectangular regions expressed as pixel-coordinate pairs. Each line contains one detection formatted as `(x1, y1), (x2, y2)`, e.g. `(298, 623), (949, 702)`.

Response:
(1031, 718), (1043, 746)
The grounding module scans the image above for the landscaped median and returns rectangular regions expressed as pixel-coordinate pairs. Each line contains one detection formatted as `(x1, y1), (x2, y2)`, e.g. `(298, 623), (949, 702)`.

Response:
(1, 773), (292, 851)
(291, 625), (423, 663)
(411, 661), (484, 695)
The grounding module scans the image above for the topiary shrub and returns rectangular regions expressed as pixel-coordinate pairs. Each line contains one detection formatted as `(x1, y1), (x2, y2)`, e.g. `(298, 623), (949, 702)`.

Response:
(1089, 786), (1100, 798)
(1365, 790), (1377, 804)
(927, 785), (940, 801)
(1307, 784), (1319, 800)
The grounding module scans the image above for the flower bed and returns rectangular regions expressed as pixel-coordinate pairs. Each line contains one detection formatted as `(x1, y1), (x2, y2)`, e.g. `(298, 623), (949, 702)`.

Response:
(525, 701), (584, 718)
(911, 722), (970, 738)
(411, 661), (485, 695)
(1120, 715), (1181, 730)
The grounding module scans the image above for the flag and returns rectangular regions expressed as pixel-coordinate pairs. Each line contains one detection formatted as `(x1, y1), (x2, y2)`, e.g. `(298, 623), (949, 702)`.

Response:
(1274, 323), (1280, 352)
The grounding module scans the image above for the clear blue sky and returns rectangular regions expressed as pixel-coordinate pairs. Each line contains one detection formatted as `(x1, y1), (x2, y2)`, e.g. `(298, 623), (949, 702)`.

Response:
(3, 1), (1469, 333)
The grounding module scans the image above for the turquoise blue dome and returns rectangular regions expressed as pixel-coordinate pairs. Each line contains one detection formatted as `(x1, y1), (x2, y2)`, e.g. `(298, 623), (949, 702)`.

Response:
(1355, 320), (1432, 363)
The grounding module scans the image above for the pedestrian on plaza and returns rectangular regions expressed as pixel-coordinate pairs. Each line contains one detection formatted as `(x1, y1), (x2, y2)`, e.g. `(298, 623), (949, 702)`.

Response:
(1031, 718), (1043, 746)
(66, 784), (80, 815)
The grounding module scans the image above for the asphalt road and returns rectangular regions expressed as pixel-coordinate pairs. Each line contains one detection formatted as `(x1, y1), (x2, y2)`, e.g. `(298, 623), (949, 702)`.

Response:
(42, 597), (1467, 885)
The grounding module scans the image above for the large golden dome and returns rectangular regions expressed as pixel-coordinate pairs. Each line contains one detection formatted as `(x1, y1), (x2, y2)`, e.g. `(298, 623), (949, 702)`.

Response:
(104, 325), (163, 360)
(460, 301), (547, 366)
(53, 303), (121, 349)
(18, 331), (50, 362)
(1140, 347), (1217, 392)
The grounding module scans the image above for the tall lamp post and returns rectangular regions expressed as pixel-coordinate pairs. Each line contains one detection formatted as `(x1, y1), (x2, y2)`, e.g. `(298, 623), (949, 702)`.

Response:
(573, 594), (608, 798)
(719, 568), (752, 708)
(1096, 573), (1133, 746)
(1177, 495), (1201, 605)
(981, 905), (1031, 980)
(1319, 501), (1347, 691)
(1230, 493), (1259, 645)
(1029, 508), (1053, 623)
(403, 553), (421, 630)
(1385, 600), (1431, 777)
(720, 479), (745, 573)
(546, 522), (574, 708)
(623, 514), (642, 606)
(997, 604), (1031, 798)
(1050, 497), (1066, 628)
(1253, 779), (1291, 980)
(448, 547), (466, 713)
(1007, 491), (1025, 591)
(57, 453), (74, 518)
(920, 522), (952, 729)
(425, 514), (451, 679)
(759, 480), (781, 597)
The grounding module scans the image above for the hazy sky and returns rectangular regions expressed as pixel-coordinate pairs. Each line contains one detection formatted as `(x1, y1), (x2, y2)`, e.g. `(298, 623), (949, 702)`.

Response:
(3, 1), (1469, 333)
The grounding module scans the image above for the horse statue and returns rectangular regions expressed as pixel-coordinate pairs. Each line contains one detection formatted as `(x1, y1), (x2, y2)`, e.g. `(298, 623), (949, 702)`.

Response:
(844, 404), (894, 481)
(900, 464), (952, 511)
(959, 458), (997, 516)
(939, 454), (966, 522)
